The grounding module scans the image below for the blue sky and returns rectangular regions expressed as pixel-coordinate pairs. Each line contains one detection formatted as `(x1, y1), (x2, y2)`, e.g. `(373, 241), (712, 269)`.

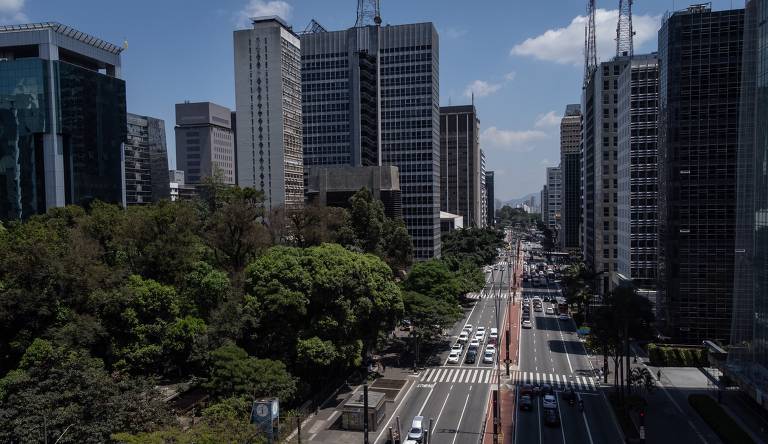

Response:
(7, 0), (745, 201)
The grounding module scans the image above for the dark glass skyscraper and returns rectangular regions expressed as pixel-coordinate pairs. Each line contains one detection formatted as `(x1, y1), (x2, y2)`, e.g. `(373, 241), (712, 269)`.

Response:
(126, 113), (170, 205)
(440, 105), (483, 228)
(0, 23), (126, 220)
(485, 171), (495, 226)
(728, 0), (768, 406)
(658, 5), (744, 344)
(560, 104), (581, 251)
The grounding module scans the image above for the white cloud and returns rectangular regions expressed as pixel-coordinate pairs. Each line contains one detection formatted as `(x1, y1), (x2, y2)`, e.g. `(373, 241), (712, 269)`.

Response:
(481, 127), (548, 152)
(510, 9), (661, 65)
(535, 111), (561, 128)
(464, 80), (502, 98)
(505, 71), (517, 81)
(0, 0), (26, 24)
(236, 0), (292, 28)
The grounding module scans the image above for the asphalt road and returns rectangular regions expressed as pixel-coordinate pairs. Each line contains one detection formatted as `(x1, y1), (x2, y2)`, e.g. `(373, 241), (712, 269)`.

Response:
(375, 256), (513, 444)
(513, 260), (623, 444)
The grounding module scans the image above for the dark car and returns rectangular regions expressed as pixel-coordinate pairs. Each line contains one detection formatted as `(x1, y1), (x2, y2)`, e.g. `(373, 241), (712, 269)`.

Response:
(520, 383), (534, 397)
(465, 349), (477, 364)
(519, 395), (533, 411)
(532, 383), (542, 397)
(543, 407), (559, 426)
(562, 388), (577, 403)
(541, 383), (553, 396)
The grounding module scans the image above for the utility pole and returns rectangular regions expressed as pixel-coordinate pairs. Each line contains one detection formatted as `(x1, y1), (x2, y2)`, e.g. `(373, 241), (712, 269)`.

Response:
(363, 382), (369, 444)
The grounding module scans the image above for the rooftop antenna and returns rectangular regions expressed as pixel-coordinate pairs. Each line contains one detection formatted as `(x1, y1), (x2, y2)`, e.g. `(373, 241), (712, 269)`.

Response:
(616, 0), (635, 57)
(356, 0), (381, 27)
(584, 0), (598, 86)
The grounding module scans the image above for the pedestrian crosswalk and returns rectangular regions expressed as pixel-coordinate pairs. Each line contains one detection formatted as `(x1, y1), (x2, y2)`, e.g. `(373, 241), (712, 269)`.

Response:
(466, 292), (511, 300)
(419, 367), (498, 385)
(511, 370), (599, 392)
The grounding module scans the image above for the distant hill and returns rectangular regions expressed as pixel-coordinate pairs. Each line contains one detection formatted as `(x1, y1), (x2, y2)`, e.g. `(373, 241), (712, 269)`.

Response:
(501, 192), (537, 208)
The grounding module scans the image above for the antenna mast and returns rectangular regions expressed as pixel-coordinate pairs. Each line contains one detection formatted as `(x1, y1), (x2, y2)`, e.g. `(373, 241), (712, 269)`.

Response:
(355, 0), (382, 27)
(584, 0), (598, 86)
(616, 0), (634, 57)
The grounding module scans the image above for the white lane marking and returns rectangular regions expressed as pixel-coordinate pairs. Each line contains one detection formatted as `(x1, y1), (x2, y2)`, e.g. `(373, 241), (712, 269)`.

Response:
(440, 369), (450, 383)
(470, 370), (478, 384)
(373, 373), (420, 444)
(421, 369), (432, 382)
(417, 384), (435, 416)
(432, 384), (454, 438)
(578, 393), (595, 444)
(451, 386), (473, 444)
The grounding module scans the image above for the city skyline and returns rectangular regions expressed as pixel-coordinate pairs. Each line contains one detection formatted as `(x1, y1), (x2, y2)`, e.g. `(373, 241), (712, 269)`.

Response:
(8, 0), (745, 201)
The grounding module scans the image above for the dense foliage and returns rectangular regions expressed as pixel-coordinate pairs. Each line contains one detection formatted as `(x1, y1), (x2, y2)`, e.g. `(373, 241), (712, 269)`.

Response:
(495, 206), (541, 227)
(647, 344), (708, 367)
(441, 227), (505, 267)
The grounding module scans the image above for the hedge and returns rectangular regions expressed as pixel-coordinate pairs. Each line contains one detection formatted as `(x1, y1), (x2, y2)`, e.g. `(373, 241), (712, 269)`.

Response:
(647, 344), (708, 367)
(688, 394), (755, 444)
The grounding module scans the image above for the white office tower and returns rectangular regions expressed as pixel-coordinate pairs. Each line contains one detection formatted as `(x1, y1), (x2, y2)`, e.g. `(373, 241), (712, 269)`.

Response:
(234, 16), (304, 211)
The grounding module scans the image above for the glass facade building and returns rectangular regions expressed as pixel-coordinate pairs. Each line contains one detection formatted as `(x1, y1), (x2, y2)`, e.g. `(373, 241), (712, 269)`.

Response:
(560, 104), (581, 251)
(485, 171), (495, 226)
(728, 0), (768, 407)
(440, 105), (484, 228)
(0, 23), (126, 220)
(125, 113), (169, 205)
(658, 6), (744, 344)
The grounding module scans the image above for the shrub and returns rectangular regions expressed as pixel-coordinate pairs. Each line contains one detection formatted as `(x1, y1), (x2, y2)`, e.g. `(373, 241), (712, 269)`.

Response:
(688, 394), (755, 444)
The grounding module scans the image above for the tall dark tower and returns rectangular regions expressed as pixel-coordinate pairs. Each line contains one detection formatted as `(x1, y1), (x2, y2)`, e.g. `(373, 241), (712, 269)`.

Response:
(584, 0), (598, 86)
(616, 0), (634, 57)
(355, 0), (382, 27)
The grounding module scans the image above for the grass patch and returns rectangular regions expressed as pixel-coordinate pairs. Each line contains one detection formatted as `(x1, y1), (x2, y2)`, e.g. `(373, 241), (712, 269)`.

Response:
(688, 394), (755, 444)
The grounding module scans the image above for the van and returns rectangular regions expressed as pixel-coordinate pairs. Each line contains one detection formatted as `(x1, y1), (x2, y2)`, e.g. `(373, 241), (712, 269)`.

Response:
(408, 416), (424, 441)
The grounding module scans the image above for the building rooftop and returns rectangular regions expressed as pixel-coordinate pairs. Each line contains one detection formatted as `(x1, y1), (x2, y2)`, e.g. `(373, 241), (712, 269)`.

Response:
(0, 22), (123, 54)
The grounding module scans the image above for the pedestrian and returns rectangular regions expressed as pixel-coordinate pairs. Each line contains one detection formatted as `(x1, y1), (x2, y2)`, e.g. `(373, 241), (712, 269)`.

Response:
(657, 369), (661, 381)
(382, 362), (386, 372)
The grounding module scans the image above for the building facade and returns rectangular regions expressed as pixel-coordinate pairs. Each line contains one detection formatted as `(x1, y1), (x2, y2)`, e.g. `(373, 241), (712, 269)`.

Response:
(234, 16), (304, 211)
(486, 171), (495, 226)
(560, 104), (582, 250)
(540, 185), (548, 224)
(729, 0), (768, 409)
(658, 5), (744, 343)
(0, 23), (127, 220)
(617, 54), (659, 304)
(479, 149), (487, 228)
(175, 102), (235, 186)
(582, 57), (629, 295)
(305, 165), (401, 219)
(440, 105), (483, 227)
(300, 22), (441, 259)
(546, 166), (562, 235)
(125, 113), (169, 205)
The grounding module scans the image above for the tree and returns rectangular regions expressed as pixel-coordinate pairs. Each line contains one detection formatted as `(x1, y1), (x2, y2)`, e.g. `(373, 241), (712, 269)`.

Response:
(402, 291), (462, 341)
(402, 259), (463, 302)
(441, 227), (505, 267)
(206, 342), (296, 402)
(381, 218), (414, 271)
(0, 339), (172, 443)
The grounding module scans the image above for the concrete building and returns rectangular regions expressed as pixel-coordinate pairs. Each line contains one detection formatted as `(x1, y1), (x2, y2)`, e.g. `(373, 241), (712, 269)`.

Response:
(440, 105), (484, 228)
(0, 22), (126, 220)
(175, 102), (235, 186)
(125, 113), (169, 205)
(728, 0), (768, 409)
(546, 166), (562, 238)
(300, 22), (441, 259)
(234, 16), (304, 211)
(658, 5), (744, 344)
(479, 149), (487, 228)
(582, 57), (629, 296)
(168, 169), (197, 202)
(440, 211), (464, 235)
(617, 54), (659, 306)
(540, 185), (548, 224)
(560, 104), (582, 251)
(305, 165), (401, 219)
(485, 171), (495, 226)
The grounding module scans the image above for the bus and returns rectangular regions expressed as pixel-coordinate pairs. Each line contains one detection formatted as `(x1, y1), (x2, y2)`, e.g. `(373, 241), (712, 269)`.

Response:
(556, 299), (569, 316)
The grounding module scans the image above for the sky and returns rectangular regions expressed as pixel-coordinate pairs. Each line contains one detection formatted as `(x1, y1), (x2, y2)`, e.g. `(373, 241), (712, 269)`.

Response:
(5, 0), (746, 201)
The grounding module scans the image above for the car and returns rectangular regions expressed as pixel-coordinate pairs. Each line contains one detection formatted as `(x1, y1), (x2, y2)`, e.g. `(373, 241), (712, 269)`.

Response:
(520, 383), (534, 397)
(541, 383), (554, 396)
(519, 394), (533, 411)
(562, 388), (577, 403)
(522, 319), (533, 329)
(522, 306), (531, 314)
(558, 314), (569, 321)
(483, 349), (495, 363)
(477, 326), (486, 334)
(458, 331), (469, 343)
(451, 343), (463, 354)
(543, 407), (559, 426)
(475, 331), (485, 342)
(542, 394), (557, 409)
(534, 305), (543, 312)
(447, 350), (460, 364)
(408, 416), (424, 441)
(465, 349), (477, 364)
(485, 343), (496, 353)
(464, 324), (473, 333)
(546, 307), (554, 315)
(469, 339), (480, 349)
(489, 328), (498, 341)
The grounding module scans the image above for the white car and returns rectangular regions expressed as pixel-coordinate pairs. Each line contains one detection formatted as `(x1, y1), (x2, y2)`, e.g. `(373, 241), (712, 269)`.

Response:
(485, 343), (496, 353)
(558, 314), (569, 321)
(546, 307), (554, 315)
(542, 394), (557, 409)
(475, 331), (486, 342)
(469, 339), (480, 349)
(458, 331), (469, 343)
(522, 319), (533, 329)
(489, 328), (499, 342)
(477, 326), (486, 334)
(483, 349), (495, 364)
(448, 350), (461, 364)
(464, 324), (473, 333)
(451, 343), (463, 354)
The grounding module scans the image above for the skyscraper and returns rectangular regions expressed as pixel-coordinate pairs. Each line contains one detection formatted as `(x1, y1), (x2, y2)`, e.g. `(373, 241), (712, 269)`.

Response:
(546, 166), (562, 235)
(301, 22), (441, 259)
(658, 5), (744, 343)
(486, 171), (495, 226)
(175, 102), (235, 186)
(234, 16), (304, 211)
(125, 113), (170, 205)
(582, 57), (629, 295)
(540, 185), (548, 225)
(560, 104), (582, 251)
(479, 150), (487, 228)
(0, 23), (127, 220)
(440, 105), (483, 228)
(729, 0), (768, 408)
(617, 54), (659, 304)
